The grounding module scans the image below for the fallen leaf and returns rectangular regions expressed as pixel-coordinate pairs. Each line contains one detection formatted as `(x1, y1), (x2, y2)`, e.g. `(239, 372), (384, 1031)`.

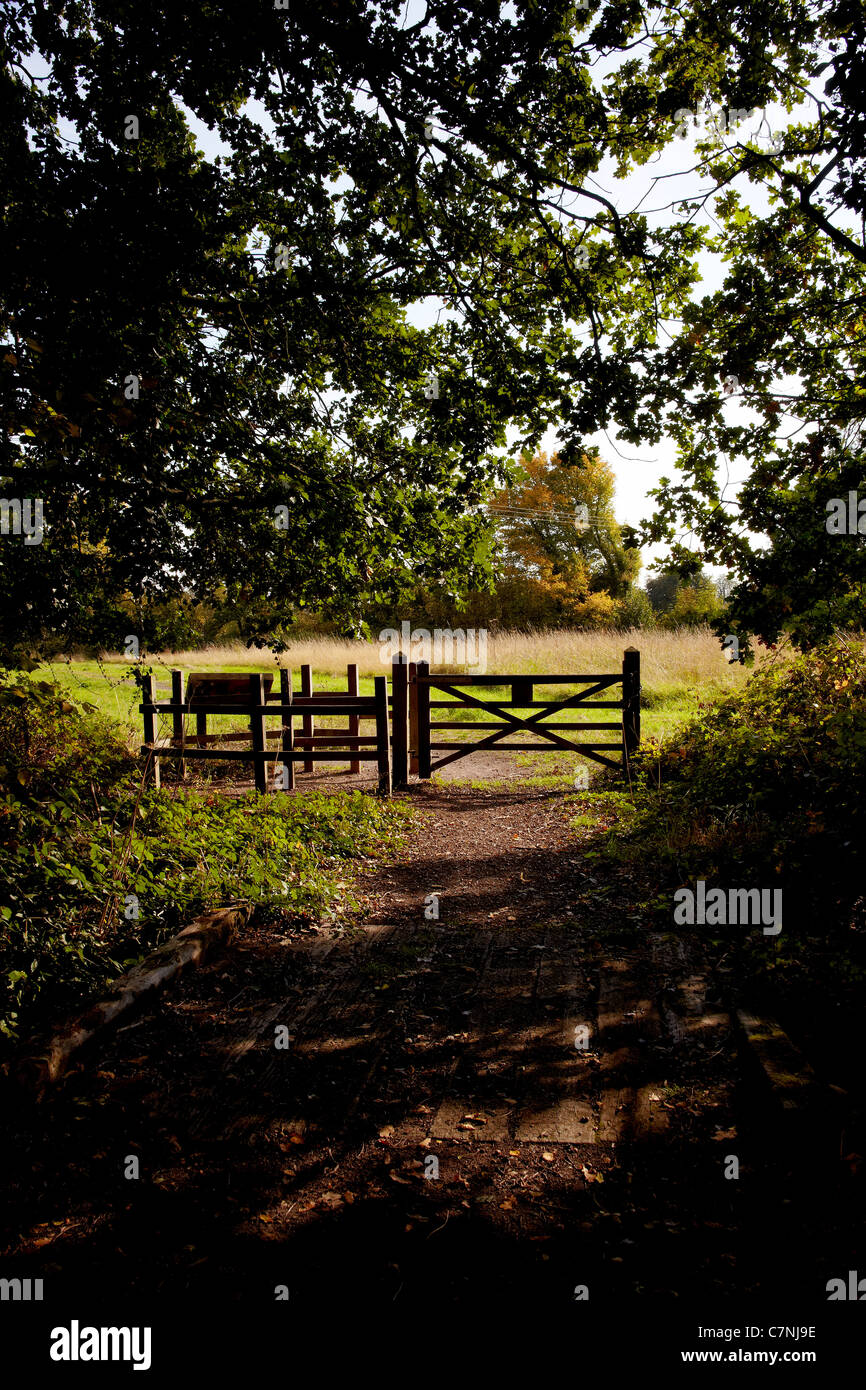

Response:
(580, 1164), (604, 1184)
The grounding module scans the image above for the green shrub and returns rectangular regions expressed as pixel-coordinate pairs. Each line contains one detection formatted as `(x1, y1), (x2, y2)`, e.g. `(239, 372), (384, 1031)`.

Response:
(616, 586), (655, 629)
(629, 644), (866, 841)
(603, 642), (866, 1001)
(0, 673), (408, 1048)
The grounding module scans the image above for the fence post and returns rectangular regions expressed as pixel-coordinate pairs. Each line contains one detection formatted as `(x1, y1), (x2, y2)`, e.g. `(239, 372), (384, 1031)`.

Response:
(374, 675), (392, 795)
(279, 667), (294, 791)
(347, 663), (360, 774)
(391, 655), (409, 788)
(408, 661), (419, 775)
(300, 663), (314, 773)
(171, 669), (186, 780)
(416, 659), (431, 779)
(142, 673), (160, 789)
(249, 673), (268, 794)
(622, 647), (640, 769)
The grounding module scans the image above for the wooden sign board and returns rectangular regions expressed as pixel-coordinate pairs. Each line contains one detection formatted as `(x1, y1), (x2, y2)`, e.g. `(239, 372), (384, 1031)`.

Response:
(185, 672), (274, 706)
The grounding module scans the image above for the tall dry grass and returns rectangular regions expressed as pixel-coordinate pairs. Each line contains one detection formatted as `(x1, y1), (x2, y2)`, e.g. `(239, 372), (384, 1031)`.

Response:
(113, 626), (784, 693)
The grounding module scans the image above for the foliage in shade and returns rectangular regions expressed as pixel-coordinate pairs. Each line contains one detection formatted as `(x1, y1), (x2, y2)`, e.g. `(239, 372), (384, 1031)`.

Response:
(601, 642), (866, 987)
(2, 1), (862, 656)
(0, 0), (720, 659)
(0, 674), (408, 1046)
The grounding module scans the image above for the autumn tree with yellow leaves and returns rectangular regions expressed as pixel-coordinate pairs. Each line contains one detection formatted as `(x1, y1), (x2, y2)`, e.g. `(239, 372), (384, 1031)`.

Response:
(487, 451), (643, 628)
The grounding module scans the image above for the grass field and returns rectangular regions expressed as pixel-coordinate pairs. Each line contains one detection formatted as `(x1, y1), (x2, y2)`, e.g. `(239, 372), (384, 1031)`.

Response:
(35, 628), (780, 761)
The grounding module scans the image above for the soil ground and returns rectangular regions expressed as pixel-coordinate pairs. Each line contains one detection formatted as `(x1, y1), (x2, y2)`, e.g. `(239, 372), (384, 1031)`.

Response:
(2, 757), (863, 1361)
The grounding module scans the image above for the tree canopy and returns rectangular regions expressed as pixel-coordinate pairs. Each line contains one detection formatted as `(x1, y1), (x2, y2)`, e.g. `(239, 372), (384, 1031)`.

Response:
(625, 0), (866, 648)
(1, 0), (861, 660)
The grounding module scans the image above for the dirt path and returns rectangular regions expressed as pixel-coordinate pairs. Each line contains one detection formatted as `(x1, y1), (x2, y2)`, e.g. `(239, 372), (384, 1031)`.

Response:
(1, 773), (859, 1321)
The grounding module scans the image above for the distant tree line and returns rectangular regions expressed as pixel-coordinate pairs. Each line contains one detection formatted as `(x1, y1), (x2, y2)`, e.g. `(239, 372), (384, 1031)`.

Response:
(37, 453), (724, 654)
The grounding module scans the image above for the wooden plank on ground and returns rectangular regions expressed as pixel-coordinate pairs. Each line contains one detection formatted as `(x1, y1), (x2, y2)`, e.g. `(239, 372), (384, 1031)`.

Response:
(633, 1086), (670, 1139)
(186, 926), (398, 1140)
(675, 974), (729, 1037)
(598, 1044), (636, 1144)
(736, 1008), (821, 1111)
(511, 951), (596, 1143)
(597, 957), (668, 1143)
(515, 1098), (596, 1144)
(429, 932), (526, 1139)
(430, 1099), (512, 1141)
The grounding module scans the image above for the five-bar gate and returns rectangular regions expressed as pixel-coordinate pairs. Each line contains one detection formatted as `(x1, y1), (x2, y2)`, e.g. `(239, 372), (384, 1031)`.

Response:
(389, 648), (640, 785)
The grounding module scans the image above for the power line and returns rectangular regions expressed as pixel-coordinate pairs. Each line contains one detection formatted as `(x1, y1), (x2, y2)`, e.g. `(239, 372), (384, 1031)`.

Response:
(484, 504), (605, 522)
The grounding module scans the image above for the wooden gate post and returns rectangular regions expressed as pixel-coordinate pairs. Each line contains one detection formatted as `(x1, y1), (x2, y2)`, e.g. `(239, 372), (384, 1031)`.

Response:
(347, 663), (360, 774)
(249, 673), (268, 794)
(416, 659), (431, 779)
(374, 675), (392, 795)
(300, 664), (314, 773)
(141, 672), (160, 788)
(408, 661), (419, 775)
(171, 669), (186, 779)
(622, 647), (640, 768)
(391, 656), (409, 788)
(193, 667), (206, 753)
(279, 667), (294, 791)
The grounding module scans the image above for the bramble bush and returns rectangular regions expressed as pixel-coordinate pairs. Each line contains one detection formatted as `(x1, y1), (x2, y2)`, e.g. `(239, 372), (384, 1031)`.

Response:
(623, 642), (866, 878)
(0, 673), (407, 1048)
(602, 642), (866, 1049)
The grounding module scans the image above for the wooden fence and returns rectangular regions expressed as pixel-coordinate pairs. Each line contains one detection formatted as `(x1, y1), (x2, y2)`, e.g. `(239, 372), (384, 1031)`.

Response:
(140, 649), (640, 796)
(140, 665), (391, 794)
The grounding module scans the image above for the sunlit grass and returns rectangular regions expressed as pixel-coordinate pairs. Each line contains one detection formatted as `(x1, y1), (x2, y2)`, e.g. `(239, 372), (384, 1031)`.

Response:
(33, 627), (782, 758)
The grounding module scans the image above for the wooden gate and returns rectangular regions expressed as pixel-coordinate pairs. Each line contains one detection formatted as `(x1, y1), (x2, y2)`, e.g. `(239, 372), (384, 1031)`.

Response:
(389, 648), (639, 783)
